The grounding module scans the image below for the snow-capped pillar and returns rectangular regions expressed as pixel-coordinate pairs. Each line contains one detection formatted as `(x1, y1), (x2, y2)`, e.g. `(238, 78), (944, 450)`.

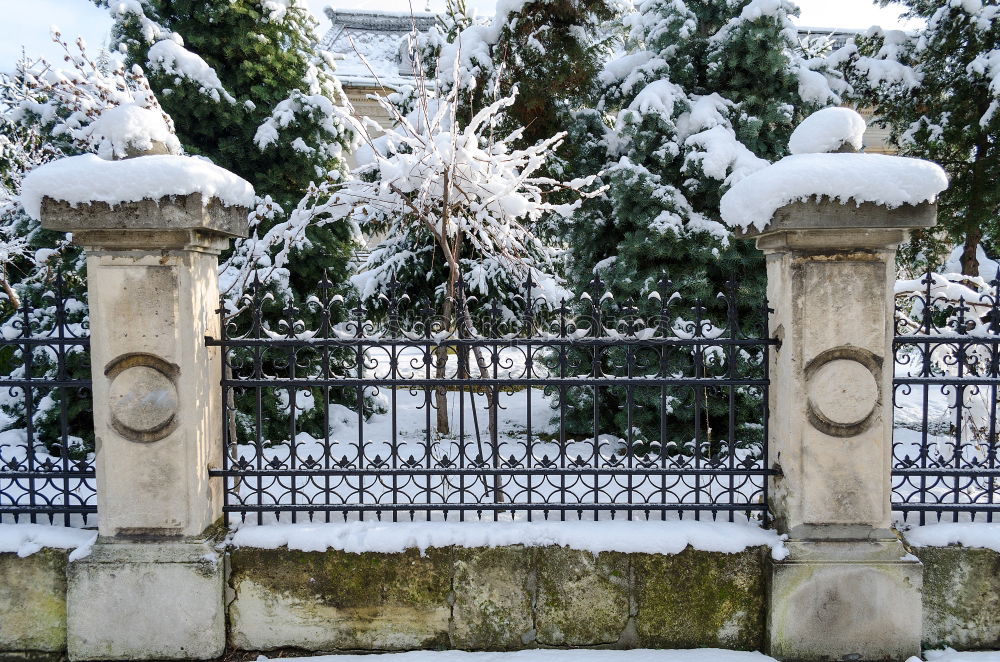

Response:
(722, 108), (947, 660)
(723, 109), (949, 662)
(749, 200), (933, 661)
(31, 142), (251, 661)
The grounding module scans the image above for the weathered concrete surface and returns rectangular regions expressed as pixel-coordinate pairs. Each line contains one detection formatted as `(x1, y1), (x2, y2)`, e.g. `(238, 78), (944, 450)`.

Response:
(451, 546), (535, 650)
(743, 195), (936, 660)
(633, 547), (765, 650)
(67, 539), (224, 661)
(228, 547), (451, 651)
(0, 551), (67, 657)
(225, 544), (769, 653)
(768, 539), (922, 661)
(534, 548), (629, 646)
(918, 545), (1000, 650)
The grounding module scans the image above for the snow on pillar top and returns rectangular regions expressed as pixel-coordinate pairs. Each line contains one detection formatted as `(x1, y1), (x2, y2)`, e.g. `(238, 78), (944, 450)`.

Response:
(25, 104), (253, 244)
(720, 108), (947, 235)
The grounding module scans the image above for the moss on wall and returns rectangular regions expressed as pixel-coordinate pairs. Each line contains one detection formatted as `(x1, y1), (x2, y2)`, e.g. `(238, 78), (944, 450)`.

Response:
(228, 547), (452, 650)
(0, 550), (68, 656)
(450, 546), (535, 650)
(228, 544), (769, 653)
(633, 547), (766, 650)
(534, 548), (630, 646)
(917, 545), (1000, 650)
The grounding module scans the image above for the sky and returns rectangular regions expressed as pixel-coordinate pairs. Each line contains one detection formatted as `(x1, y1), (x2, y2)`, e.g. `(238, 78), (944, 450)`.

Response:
(0, 0), (919, 73)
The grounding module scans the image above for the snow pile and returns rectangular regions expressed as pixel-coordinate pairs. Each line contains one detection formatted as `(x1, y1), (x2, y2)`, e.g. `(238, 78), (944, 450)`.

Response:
(263, 651), (780, 662)
(904, 522), (1000, 552)
(85, 104), (182, 160)
(0, 523), (96, 560)
(914, 650), (1000, 662)
(720, 152), (948, 231)
(21, 153), (255, 220)
(788, 107), (867, 155)
(229, 519), (788, 559)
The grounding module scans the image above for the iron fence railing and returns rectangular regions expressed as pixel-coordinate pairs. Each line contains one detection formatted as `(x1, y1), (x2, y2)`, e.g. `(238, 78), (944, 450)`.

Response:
(0, 272), (95, 525)
(208, 275), (778, 524)
(893, 271), (1000, 524)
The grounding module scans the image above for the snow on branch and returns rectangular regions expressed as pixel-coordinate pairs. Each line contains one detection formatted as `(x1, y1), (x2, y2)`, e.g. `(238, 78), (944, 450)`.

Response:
(10, 30), (179, 158)
(328, 68), (602, 313)
(146, 39), (236, 104)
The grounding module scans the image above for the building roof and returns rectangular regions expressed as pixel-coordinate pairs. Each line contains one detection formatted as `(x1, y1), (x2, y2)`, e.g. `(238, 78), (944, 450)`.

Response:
(319, 9), (439, 88)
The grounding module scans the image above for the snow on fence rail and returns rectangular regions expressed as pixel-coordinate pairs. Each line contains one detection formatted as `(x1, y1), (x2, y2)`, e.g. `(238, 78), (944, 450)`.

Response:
(0, 271), (95, 525)
(894, 270), (1000, 524)
(209, 274), (777, 524)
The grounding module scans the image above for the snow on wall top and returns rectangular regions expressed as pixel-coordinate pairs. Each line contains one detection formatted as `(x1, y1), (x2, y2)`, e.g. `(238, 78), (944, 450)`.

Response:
(788, 107), (866, 155)
(719, 152), (947, 231)
(720, 109), (947, 231)
(0, 523), (96, 560)
(229, 519), (790, 559)
(904, 522), (1000, 553)
(21, 153), (255, 220)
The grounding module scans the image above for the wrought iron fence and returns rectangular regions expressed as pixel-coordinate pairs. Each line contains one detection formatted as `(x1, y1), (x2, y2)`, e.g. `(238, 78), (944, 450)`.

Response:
(893, 271), (1000, 524)
(209, 274), (777, 524)
(0, 272), (95, 525)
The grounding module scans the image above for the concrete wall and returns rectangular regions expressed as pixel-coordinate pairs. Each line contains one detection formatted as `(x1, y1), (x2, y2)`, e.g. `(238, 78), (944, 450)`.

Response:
(3, 544), (998, 658)
(227, 545), (767, 653)
(917, 546), (1000, 650)
(0, 550), (68, 660)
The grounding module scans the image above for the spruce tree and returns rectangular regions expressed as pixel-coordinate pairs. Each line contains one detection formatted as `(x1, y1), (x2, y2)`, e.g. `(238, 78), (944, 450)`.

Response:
(101, 1), (362, 445)
(107, 0), (356, 296)
(562, 0), (841, 449)
(834, 0), (1000, 275)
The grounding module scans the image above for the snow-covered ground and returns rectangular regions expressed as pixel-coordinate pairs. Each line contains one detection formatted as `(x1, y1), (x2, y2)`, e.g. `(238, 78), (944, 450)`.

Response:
(262, 651), (780, 662)
(918, 652), (1000, 662)
(253, 649), (1000, 662)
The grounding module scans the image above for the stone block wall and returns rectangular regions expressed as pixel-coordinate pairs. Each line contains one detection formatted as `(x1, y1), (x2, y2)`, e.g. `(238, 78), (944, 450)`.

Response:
(3, 543), (999, 658)
(227, 545), (768, 653)
(0, 550), (68, 660)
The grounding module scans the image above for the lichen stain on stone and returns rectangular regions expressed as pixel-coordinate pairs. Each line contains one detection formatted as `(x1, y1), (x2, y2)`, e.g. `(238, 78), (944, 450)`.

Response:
(534, 547), (629, 646)
(228, 547), (452, 650)
(450, 546), (534, 650)
(917, 546), (1000, 650)
(632, 546), (766, 650)
(0, 550), (69, 654)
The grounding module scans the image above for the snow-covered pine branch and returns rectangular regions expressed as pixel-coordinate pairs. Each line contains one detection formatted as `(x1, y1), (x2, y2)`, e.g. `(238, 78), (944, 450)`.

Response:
(831, 0), (1000, 277)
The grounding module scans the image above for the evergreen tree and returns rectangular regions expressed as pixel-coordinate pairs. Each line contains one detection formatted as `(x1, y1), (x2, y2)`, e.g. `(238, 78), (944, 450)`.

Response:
(100, 1), (366, 445)
(562, 0), (842, 449)
(833, 0), (1000, 276)
(105, 0), (357, 298)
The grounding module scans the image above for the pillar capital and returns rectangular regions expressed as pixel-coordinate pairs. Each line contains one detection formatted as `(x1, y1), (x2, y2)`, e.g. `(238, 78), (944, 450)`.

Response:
(40, 192), (247, 253)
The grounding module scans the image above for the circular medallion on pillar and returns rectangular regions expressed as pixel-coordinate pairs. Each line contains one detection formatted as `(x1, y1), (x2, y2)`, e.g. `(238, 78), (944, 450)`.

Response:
(105, 354), (180, 442)
(805, 347), (882, 437)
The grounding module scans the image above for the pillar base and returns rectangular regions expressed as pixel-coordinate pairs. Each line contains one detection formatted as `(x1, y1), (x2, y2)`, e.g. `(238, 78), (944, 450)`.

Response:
(768, 538), (922, 661)
(67, 538), (224, 661)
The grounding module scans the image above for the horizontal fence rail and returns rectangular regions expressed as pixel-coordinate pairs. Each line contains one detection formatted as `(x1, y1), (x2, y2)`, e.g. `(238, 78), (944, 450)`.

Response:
(209, 274), (778, 524)
(0, 272), (95, 525)
(893, 271), (1000, 524)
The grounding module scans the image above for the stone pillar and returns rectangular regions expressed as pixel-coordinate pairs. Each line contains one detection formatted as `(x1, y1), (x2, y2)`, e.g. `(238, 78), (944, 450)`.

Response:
(40, 192), (247, 660)
(742, 200), (936, 660)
